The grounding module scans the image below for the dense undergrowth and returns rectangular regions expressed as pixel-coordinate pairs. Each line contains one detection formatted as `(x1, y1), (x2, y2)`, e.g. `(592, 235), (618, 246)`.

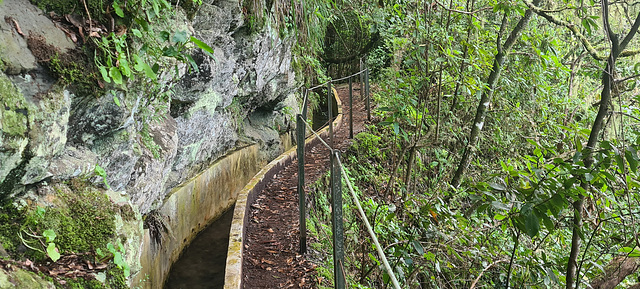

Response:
(306, 0), (640, 288)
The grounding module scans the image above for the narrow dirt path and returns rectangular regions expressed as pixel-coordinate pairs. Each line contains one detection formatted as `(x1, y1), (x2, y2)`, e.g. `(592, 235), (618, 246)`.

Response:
(242, 83), (368, 288)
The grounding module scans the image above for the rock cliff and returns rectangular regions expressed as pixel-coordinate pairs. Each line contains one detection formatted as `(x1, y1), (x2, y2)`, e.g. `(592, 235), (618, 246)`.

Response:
(0, 0), (299, 214)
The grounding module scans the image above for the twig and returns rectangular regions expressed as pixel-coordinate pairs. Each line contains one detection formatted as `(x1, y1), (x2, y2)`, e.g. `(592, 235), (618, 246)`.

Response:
(469, 260), (507, 289)
(82, 0), (93, 34)
(433, 0), (492, 15)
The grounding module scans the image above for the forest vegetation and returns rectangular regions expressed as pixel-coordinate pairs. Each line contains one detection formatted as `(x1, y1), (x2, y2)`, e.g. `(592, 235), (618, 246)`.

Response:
(302, 0), (640, 288)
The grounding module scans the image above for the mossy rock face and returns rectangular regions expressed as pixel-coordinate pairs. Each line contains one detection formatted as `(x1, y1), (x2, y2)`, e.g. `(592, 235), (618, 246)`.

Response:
(22, 183), (117, 257)
(0, 73), (30, 187)
(0, 110), (27, 137)
(0, 267), (55, 288)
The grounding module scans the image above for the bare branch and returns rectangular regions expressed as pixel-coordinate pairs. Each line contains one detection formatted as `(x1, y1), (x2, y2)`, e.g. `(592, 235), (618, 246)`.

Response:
(521, 0), (606, 60)
(432, 0), (492, 15)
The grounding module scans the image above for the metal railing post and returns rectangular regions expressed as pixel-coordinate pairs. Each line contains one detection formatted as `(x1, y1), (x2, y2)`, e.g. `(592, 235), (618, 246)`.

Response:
(328, 81), (334, 148)
(365, 68), (370, 121)
(359, 58), (364, 89)
(331, 150), (345, 289)
(297, 114), (306, 254)
(349, 76), (353, 139)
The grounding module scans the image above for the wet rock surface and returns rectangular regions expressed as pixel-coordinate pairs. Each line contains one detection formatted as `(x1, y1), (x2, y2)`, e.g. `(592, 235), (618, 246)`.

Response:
(0, 0), (299, 214)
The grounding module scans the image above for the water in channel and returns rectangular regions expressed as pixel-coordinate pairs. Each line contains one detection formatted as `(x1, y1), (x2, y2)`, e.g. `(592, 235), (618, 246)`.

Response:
(164, 205), (235, 289)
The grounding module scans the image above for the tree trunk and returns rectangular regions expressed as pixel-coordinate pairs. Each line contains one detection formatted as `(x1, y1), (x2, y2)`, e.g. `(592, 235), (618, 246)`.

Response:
(566, 1), (640, 287)
(589, 257), (640, 289)
(450, 4), (539, 188)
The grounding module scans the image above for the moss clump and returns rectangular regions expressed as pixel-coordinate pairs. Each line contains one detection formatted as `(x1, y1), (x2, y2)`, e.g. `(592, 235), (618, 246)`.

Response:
(21, 181), (117, 261)
(48, 50), (102, 97)
(1, 110), (28, 137)
(0, 202), (25, 254)
(105, 267), (128, 289)
(0, 73), (26, 110)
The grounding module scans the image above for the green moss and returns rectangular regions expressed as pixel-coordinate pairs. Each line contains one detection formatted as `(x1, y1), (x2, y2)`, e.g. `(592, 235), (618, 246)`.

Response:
(0, 74), (25, 110)
(1, 110), (27, 137)
(21, 182), (117, 261)
(0, 203), (25, 255)
(60, 276), (105, 289)
(48, 50), (102, 98)
(106, 266), (128, 289)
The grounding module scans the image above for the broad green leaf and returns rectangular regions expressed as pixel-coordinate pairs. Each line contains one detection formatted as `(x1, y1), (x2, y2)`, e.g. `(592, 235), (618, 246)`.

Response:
(173, 30), (188, 44)
(119, 58), (132, 78)
(132, 28), (142, 38)
(112, 1), (125, 18)
(107, 242), (116, 253)
(134, 55), (144, 72)
(94, 164), (107, 177)
(491, 201), (509, 211)
(43, 229), (56, 243)
(159, 31), (171, 42)
(98, 66), (111, 83)
(523, 208), (539, 238)
(494, 213), (507, 221)
(109, 67), (123, 84)
(47, 243), (60, 262)
(143, 63), (157, 80)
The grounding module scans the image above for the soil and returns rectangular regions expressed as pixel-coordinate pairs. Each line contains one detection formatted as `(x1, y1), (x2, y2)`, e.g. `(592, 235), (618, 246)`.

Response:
(242, 83), (369, 288)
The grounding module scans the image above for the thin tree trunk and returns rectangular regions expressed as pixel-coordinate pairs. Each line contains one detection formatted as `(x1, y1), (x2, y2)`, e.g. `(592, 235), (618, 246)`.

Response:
(450, 3), (540, 188)
(566, 1), (640, 287)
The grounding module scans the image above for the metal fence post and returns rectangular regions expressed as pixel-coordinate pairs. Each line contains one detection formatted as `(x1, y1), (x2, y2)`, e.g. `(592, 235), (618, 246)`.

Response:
(365, 68), (371, 121)
(328, 81), (334, 148)
(349, 76), (353, 139)
(297, 114), (306, 254)
(302, 89), (309, 120)
(359, 58), (364, 89)
(331, 150), (345, 289)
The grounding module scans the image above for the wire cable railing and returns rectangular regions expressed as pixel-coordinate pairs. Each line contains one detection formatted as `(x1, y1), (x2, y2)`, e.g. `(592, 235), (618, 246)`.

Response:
(295, 65), (402, 289)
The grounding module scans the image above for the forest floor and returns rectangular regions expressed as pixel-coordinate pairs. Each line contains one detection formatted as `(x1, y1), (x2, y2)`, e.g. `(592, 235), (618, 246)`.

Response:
(242, 83), (369, 288)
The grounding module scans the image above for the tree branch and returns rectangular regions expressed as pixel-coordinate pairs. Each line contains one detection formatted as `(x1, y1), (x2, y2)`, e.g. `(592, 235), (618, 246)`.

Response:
(589, 257), (640, 289)
(521, 0), (606, 60)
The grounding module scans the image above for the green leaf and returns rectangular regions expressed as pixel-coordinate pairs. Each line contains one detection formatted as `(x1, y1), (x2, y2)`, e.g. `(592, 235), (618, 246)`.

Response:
(112, 1), (125, 18)
(113, 96), (121, 107)
(143, 63), (157, 80)
(132, 28), (142, 38)
(184, 54), (199, 73)
(98, 66), (111, 83)
(489, 181), (506, 191)
(107, 243), (116, 254)
(109, 67), (123, 85)
(173, 30), (188, 44)
(159, 31), (171, 42)
(43, 229), (56, 243)
(523, 207), (540, 238)
(94, 164), (107, 178)
(113, 252), (124, 268)
(494, 213), (507, 221)
(162, 46), (179, 57)
(412, 240), (424, 255)
(626, 148), (638, 173)
(119, 58), (132, 78)
(47, 243), (60, 262)
(491, 201), (510, 211)
(190, 36), (216, 59)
